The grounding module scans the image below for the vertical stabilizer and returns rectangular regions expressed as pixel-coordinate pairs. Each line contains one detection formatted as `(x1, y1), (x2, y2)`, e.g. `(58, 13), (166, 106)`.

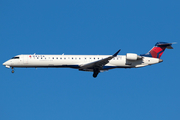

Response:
(140, 42), (174, 58)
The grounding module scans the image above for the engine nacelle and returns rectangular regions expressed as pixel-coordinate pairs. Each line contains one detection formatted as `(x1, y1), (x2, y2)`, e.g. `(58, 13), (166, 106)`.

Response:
(126, 53), (138, 60)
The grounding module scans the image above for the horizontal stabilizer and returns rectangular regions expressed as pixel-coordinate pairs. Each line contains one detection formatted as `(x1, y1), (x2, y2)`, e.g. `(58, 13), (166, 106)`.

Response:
(156, 42), (177, 49)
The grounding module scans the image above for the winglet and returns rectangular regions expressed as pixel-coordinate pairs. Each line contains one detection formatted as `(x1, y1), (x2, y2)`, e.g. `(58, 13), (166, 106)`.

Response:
(113, 49), (121, 57)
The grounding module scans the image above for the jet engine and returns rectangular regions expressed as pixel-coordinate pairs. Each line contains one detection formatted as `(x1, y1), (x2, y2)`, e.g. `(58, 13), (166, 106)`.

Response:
(126, 53), (141, 60)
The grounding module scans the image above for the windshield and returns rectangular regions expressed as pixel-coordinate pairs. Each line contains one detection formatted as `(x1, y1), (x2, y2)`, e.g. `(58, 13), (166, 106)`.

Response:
(11, 57), (20, 59)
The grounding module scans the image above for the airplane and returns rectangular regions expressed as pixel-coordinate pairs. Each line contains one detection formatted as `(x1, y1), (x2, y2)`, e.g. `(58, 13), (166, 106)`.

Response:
(3, 42), (175, 78)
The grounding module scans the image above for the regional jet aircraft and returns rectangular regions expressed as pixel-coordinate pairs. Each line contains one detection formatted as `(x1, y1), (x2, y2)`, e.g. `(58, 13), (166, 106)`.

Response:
(3, 42), (175, 78)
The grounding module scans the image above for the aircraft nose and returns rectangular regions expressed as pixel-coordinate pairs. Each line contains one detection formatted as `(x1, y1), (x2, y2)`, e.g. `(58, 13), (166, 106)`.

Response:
(2, 61), (11, 68)
(3, 61), (7, 66)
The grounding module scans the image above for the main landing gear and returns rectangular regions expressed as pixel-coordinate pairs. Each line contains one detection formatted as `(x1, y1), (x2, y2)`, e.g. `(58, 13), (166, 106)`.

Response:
(11, 67), (14, 73)
(93, 68), (100, 78)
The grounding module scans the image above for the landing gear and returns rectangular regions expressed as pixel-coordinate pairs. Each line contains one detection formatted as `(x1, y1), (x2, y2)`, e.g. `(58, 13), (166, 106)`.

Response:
(93, 68), (100, 78)
(11, 67), (14, 73)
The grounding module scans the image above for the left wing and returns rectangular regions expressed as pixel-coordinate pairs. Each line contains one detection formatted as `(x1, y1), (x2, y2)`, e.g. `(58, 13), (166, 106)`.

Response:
(80, 49), (121, 70)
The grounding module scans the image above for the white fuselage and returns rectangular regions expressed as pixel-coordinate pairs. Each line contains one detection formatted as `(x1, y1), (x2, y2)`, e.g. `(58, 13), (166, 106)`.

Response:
(3, 54), (162, 71)
(3, 42), (172, 77)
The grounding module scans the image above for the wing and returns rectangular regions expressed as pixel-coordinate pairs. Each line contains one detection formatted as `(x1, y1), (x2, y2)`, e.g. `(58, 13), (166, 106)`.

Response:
(80, 50), (121, 70)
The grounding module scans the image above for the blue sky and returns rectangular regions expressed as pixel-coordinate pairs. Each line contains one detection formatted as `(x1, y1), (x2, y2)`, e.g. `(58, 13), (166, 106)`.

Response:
(0, 0), (180, 120)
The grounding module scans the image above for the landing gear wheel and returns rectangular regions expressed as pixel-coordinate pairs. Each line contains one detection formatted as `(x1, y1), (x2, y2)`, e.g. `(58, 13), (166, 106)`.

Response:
(93, 72), (98, 78)
(11, 67), (14, 73)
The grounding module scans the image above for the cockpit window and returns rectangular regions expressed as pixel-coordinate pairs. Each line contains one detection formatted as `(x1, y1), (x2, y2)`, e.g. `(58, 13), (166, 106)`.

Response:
(11, 57), (20, 59)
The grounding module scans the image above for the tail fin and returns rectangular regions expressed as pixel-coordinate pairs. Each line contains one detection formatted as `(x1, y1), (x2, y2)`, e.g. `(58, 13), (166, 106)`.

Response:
(141, 42), (174, 58)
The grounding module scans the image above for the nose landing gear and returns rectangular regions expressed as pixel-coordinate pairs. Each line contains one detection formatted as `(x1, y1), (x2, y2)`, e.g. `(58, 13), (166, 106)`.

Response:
(11, 67), (14, 73)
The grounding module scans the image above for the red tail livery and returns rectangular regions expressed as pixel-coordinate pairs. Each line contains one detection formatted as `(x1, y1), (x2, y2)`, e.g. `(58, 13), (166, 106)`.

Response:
(141, 42), (174, 58)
